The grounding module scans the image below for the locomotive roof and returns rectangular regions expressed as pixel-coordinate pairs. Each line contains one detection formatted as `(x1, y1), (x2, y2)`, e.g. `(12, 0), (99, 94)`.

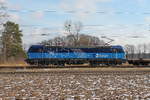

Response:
(30, 45), (123, 49)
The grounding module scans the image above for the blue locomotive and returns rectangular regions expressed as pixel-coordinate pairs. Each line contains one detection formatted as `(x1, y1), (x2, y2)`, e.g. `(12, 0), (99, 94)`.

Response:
(25, 45), (126, 66)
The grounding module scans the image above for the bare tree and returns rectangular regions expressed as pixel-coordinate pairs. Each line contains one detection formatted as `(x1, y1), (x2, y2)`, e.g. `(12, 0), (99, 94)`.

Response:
(40, 40), (50, 46)
(124, 44), (135, 59)
(74, 21), (83, 46)
(0, 2), (8, 63)
(137, 44), (142, 59)
(47, 40), (53, 46)
(65, 34), (75, 46)
(148, 43), (150, 59)
(148, 43), (150, 53)
(64, 20), (83, 47)
(141, 43), (147, 58)
(143, 44), (147, 53)
(41, 34), (105, 47)
(52, 36), (66, 46)
(78, 34), (90, 46)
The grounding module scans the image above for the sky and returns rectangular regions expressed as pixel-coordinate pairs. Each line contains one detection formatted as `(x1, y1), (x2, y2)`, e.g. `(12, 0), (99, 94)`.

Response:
(1, 0), (150, 47)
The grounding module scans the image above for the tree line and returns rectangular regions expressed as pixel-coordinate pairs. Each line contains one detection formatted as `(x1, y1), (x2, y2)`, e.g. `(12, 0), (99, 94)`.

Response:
(40, 20), (105, 47)
(125, 44), (150, 59)
(40, 34), (105, 47)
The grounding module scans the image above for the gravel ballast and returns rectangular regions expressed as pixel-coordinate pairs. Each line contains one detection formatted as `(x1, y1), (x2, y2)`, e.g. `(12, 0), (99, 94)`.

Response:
(0, 71), (150, 100)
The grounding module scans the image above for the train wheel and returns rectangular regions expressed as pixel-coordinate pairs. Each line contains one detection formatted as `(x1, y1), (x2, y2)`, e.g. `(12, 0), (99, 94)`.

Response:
(89, 63), (94, 67)
(90, 63), (99, 67)
(56, 62), (65, 67)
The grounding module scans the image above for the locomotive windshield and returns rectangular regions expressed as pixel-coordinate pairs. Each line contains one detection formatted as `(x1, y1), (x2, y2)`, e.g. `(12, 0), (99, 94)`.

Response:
(28, 45), (44, 52)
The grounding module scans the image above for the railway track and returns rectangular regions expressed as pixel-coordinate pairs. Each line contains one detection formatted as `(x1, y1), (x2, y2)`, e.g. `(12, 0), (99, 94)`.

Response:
(0, 65), (150, 69)
(0, 70), (150, 75)
(1, 65), (150, 75)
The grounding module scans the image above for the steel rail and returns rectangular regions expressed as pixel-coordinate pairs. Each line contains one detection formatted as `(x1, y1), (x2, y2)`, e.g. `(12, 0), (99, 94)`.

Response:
(0, 70), (150, 75)
(0, 65), (150, 69)
(0, 65), (150, 75)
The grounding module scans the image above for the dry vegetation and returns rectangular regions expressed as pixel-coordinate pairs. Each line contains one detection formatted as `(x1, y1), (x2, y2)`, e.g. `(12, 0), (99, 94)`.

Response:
(0, 72), (150, 100)
(0, 61), (27, 67)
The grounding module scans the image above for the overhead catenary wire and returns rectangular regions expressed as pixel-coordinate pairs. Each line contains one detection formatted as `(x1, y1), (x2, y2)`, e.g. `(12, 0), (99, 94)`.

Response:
(2, 8), (150, 29)
(19, 24), (150, 29)
(1, 7), (149, 39)
(4, 9), (150, 15)
(21, 26), (149, 39)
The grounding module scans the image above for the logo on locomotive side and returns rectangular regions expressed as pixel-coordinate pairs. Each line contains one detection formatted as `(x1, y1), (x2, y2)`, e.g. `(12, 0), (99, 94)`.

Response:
(95, 54), (109, 58)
